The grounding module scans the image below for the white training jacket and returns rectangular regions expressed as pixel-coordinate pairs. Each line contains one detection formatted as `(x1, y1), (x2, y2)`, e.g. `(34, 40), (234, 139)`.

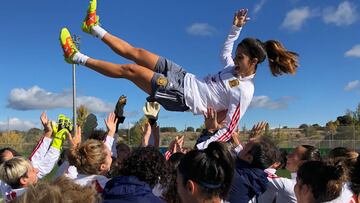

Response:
(1, 136), (61, 202)
(191, 25), (255, 149)
(265, 172), (297, 203)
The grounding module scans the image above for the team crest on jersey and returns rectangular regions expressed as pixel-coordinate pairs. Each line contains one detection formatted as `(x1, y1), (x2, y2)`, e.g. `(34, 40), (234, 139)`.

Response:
(156, 76), (168, 87)
(229, 79), (239, 88)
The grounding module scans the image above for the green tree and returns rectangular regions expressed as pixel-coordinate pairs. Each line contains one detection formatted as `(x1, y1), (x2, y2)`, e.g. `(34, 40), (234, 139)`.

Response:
(326, 121), (338, 135)
(186, 127), (195, 132)
(336, 115), (354, 126)
(125, 116), (147, 146)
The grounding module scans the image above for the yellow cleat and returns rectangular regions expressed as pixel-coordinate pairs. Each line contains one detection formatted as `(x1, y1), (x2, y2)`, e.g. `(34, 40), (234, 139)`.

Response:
(59, 28), (78, 64)
(82, 0), (100, 34)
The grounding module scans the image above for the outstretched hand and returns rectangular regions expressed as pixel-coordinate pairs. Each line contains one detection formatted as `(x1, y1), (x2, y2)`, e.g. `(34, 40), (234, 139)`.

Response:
(68, 126), (82, 148)
(105, 112), (118, 137)
(233, 8), (250, 27)
(204, 107), (218, 132)
(249, 121), (268, 140)
(40, 112), (52, 137)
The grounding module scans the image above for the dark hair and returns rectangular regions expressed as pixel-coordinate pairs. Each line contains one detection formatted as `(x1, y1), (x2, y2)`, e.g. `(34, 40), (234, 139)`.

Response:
(177, 142), (234, 200)
(351, 156), (360, 195)
(0, 147), (20, 164)
(164, 152), (185, 203)
(248, 137), (279, 169)
(297, 161), (344, 202)
(237, 38), (299, 76)
(88, 129), (107, 141)
(300, 145), (321, 161)
(278, 149), (288, 169)
(119, 146), (168, 188)
(116, 143), (131, 154)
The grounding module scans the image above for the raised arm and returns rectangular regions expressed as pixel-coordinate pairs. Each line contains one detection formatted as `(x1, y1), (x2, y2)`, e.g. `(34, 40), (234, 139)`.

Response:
(29, 112), (53, 167)
(220, 9), (250, 67)
(104, 112), (118, 156)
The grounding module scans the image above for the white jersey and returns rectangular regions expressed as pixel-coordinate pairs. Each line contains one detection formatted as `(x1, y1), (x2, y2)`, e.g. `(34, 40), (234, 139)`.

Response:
(1, 136), (61, 202)
(266, 172), (297, 203)
(73, 174), (109, 193)
(192, 26), (255, 149)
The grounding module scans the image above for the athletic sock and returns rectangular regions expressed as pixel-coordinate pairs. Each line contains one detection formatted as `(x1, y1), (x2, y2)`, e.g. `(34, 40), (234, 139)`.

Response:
(72, 52), (89, 65)
(91, 25), (107, 39)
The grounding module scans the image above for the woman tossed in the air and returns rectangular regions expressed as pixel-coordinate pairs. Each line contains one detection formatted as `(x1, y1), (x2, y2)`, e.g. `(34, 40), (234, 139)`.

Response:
(60, 0), (298, 149)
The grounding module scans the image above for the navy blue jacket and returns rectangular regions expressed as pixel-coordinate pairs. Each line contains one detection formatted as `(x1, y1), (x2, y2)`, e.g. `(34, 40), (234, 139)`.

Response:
(103, 176), (164, 203)
(228, 158), (269, 203)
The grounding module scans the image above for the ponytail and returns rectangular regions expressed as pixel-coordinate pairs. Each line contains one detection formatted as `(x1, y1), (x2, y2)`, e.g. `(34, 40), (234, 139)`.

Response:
(263, 40), (299, 76)
(297, 161), (345, 202)
(237, 38), (299, 76)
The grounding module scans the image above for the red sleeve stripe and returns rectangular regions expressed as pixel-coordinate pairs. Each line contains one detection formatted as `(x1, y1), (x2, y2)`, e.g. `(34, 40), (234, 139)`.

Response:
(164, 150), (172, 160)
(29, 136), (45, 161)
(218, 103), (241, 142)
(349, 195), (358, 203)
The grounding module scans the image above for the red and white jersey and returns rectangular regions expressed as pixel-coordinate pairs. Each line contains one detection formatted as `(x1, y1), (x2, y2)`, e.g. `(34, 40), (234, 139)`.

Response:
(325, 182), (358, 203)
(193, 26), (254, 149)
(2, 187), (26, 202)
(73, 174), (109, 193)
(266, 172), (297, 203)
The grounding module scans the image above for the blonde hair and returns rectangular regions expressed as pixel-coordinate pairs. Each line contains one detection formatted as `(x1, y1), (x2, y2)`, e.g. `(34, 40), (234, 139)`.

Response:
(67, 139), (108, 175)
(0, 157), (31, 189)
(11, 176), (101, 203)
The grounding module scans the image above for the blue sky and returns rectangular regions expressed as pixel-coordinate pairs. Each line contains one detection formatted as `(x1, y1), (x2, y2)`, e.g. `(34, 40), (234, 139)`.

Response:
(0, 0), (359, 131)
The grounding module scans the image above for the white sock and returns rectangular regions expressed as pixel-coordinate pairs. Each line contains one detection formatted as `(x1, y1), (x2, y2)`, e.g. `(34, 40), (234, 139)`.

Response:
(72, 52), (89, 65)
(91, 25), (107, 39)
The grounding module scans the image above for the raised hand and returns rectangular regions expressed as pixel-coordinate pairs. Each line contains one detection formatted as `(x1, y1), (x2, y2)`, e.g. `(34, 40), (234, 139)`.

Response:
(231, 127), (241, 146)
(233, 8), (250, 27)
(104, 112), (118, 137)
(40, 112), (52, 137)
(249, 121), (268, 140)
(68, 126), (82, 148)
(141, 122), (152, 147)
(204, 107), (218, 132)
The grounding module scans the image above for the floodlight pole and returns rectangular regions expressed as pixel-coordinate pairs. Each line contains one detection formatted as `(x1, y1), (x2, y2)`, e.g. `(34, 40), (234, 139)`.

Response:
(72, 34), (81, 136)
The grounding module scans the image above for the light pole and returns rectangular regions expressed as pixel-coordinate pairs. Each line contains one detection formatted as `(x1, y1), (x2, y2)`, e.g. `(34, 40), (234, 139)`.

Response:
(72, 34), (80, 136)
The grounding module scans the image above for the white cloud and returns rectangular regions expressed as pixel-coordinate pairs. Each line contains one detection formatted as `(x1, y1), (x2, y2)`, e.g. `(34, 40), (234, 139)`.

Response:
(282, 7), (311, 31)
(344, 80), (360, 91)
(254, 0), (267, 14)
(323, 1), (357, 26)
(7, 86), (113, 113)
(0, 118), (37, 131)
(345, 45), (360, 57)
(250, 96), (295, 110)
(186, 23), (217, 36)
